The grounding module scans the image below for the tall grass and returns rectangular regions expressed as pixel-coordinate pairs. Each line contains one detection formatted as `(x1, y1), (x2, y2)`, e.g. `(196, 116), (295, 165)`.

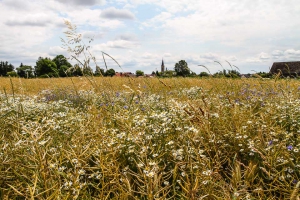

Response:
(1, 19), (299, 199)
(0, 77), (300, 199)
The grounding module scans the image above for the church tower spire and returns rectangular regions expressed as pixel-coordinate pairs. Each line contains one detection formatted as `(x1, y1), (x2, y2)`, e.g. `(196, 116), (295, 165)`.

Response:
(161, 59), (165, 73)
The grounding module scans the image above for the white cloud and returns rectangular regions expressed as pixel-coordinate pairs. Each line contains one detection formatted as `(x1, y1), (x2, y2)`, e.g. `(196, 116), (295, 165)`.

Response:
(5, 14), (54, 27)
(63, 9), (124, 29)
(141, 12), (172, 27)
(100, 7), (135, 19)
(82, 31), (104, 39)
(272, 50), (284, 57)
(285, 49), (300, 56)
(54, 0), (106, 6)
(259, 52), (270, 60)
(163, 53), (172, 57)
(141, 52), (159, 59)
(98, 39), (140, 49)
(246, 49), (300, 64)
(226, 56), (238, 62)
(0, 0), (300, 74)
(49, 46), (68, 57)
(115, 33), (138, 41)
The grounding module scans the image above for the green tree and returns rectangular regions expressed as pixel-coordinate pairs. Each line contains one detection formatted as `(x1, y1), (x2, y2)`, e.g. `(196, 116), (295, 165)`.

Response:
(105, 68), (116, 77)
(83, 66), (94, 76)
(0, 61), (15, 76)
(70, 64), (83, 76)
(163, 70), (176, 77)
(199, 71), (209, 77)
(53, 55), (72, 69)
(256, 72), (272, 78)
(52, 55), (72, 77)
(7, 71), (18, 77)
(174, 60), (190, 76)
(94, 66), (104, 77)
(35, 57), (58, 77)
(58, 65), (72, 77)
(16, 63), (34, 78)
(136, 70), (144, 77)
(213, 70), (226, 78)
(227, 70), (241, 78)
(156, 70), (160, 76)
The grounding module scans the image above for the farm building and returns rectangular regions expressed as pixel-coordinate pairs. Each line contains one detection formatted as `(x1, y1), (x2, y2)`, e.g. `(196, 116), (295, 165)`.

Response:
(115, 72), (136, 77)
(270, 61), (300, 76)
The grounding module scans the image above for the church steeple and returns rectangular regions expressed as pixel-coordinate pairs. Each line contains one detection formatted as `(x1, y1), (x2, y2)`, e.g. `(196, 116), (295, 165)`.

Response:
(161, 59), (165, 73)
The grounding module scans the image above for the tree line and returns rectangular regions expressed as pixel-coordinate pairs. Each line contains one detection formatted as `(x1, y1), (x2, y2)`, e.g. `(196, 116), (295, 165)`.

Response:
(0, 55), (117, 78)
(1, 56), (273, 78)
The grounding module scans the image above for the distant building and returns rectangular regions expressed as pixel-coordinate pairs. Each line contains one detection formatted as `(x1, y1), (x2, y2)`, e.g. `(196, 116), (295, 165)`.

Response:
(144, 74), (156, 78)
(161, 59), (165, 73)
(115, 72), (136, 77)
(270, 61), (300, 76)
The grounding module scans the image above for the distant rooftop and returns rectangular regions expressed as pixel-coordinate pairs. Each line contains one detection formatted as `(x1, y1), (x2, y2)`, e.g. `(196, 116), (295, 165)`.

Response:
(270, 61), (300, 75)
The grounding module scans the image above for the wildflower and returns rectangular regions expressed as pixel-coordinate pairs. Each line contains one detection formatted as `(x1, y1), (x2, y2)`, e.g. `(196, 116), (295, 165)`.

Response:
(147, 171), (155, 178)
(88, 174), (94, 178)
(287, 145), (293, 151)
(293, 148), (299, 153)
(268, 140), (273, 146)
(212, 113), (219, 118)
(202, 180), (209, 185)
(49, 163), (56, 169)
(202, 170), (212, 176)
(58, 166), (66, 172)
(149, 161), (157, 166)
(193, 165), (199, 169)
(137, 163), (144, 168)
(96, 174), (102, 179)
(78, 169), (85, 175)
(64, 181), (73, 189)
(123, 105), (128, 109)
(234, 192), (240, 197)
(163, 181), (169, 186)
(72, 159), (78, 164)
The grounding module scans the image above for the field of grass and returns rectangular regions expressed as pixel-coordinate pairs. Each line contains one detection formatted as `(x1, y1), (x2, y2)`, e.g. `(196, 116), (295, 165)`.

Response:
(0, 76), (300, 199)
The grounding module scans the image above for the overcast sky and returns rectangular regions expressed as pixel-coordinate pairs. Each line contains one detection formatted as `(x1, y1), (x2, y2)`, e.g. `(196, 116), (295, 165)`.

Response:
(1, 0), (300, 74)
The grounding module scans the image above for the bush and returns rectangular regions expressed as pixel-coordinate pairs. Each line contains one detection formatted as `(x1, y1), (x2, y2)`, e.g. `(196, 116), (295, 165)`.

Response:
(7, 71), (18, 77)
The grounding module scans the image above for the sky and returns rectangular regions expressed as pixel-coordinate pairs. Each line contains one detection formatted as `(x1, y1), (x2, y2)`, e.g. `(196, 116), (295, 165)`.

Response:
(0, 0), (300, 74)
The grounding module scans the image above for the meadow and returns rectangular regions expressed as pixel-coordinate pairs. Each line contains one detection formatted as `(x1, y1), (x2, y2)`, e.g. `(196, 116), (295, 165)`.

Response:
(0, 76), (300, 199)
